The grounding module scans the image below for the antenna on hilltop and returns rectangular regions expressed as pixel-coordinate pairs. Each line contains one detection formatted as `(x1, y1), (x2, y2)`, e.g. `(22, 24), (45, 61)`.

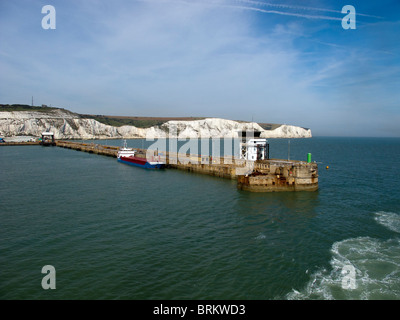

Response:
(31, 96), (33, 106)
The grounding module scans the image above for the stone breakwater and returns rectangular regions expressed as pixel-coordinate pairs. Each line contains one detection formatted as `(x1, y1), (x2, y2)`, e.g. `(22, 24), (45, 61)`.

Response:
(54, 140), (318, 192)
(0, 109), (312, 139)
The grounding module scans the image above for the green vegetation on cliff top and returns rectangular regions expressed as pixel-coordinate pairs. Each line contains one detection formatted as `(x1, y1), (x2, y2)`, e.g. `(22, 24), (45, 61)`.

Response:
(0, 104), (58, 112)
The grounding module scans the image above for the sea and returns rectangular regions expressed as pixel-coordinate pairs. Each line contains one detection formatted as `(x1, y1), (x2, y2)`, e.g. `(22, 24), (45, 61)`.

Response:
(1, 137), (400, 300)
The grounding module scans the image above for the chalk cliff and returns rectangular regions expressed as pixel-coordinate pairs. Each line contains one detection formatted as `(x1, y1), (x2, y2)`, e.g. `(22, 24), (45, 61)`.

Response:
(0, 109), (312, 139)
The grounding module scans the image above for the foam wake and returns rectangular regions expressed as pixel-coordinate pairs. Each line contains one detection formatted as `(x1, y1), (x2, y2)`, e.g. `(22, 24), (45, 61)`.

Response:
(375, 211), (400, 234)
(287, 212), (400, 300)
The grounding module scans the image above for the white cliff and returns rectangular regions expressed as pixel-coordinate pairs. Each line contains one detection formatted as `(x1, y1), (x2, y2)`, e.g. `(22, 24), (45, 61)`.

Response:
(0, 109), (312, 139)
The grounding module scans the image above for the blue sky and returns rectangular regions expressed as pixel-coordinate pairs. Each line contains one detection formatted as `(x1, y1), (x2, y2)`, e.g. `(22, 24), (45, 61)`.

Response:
(0, 0), (399, 136)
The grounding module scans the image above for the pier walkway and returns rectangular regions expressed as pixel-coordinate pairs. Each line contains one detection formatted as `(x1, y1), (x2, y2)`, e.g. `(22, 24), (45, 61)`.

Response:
(0, 141), (40, 146)
(0, 139), (318, 191)
(54, 141), (318, 192)
(1, 140), (318, 191)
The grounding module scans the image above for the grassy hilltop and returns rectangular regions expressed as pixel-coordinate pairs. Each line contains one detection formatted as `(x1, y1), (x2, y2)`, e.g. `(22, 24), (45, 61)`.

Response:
(0, 103), (59, 112)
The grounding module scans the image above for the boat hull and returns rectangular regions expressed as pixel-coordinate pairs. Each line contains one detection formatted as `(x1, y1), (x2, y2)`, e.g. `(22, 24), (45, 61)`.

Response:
(118, 156), (165, 169)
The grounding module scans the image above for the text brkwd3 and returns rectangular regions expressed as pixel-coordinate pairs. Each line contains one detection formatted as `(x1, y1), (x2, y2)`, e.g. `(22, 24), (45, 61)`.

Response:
(153, 304), (246, 318)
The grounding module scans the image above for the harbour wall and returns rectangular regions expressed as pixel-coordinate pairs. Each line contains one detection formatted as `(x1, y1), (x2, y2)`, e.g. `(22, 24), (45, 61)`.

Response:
(54, 140), (318, 192)
(0, 141), (40, 146)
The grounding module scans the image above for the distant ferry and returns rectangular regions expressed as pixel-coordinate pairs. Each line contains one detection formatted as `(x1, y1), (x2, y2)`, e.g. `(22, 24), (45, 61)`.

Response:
(117, 140), (165, 169)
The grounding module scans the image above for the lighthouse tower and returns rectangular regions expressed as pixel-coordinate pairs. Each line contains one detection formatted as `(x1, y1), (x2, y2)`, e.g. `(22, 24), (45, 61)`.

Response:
(239, 130), (269, 161)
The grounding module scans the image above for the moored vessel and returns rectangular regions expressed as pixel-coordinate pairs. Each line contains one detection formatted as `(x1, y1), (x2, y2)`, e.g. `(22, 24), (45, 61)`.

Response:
(117, 140), (165, 169)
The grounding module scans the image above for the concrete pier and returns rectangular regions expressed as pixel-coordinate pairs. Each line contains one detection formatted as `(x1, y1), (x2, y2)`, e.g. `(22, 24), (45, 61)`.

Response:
(237, 160), (319, 192)
(56, 140), (119, 157)
(54, 140), (318, 192)
(0, 141), (40, 146)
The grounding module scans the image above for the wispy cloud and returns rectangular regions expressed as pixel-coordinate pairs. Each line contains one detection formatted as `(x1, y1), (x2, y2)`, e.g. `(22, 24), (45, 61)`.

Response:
(219, 4), (342, 21)
(233, 0), (383, 19)
(137, 0), (383, 21)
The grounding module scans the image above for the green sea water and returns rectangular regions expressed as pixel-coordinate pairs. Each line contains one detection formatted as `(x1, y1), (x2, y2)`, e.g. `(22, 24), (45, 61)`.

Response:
(1, 137), (400, 300)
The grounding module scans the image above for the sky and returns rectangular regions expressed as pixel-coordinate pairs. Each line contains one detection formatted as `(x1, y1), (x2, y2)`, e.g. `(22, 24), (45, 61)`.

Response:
(0, 0), (399, 137)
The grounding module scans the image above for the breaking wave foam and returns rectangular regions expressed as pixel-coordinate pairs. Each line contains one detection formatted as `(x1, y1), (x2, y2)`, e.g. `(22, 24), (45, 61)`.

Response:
(375, 211), (400, 234)
(287, 212), (400, 300)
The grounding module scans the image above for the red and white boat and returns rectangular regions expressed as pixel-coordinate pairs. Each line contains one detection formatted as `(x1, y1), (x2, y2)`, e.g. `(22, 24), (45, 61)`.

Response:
(117, 140), (165, 169)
